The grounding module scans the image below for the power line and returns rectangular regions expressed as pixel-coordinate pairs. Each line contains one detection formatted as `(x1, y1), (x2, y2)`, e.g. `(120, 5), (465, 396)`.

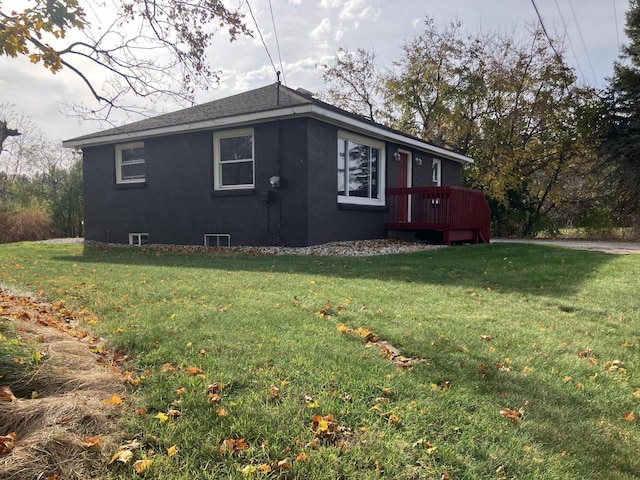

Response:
(530, 0), (564, 63)
(553, 0), (586, 82)
(566, 0), (598, 85)
(245, 0), (279, 79)
(268, 0), (288, 87)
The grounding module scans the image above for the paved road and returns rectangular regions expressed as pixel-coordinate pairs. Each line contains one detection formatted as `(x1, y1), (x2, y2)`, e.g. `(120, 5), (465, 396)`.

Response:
(493, 239), (640, 255)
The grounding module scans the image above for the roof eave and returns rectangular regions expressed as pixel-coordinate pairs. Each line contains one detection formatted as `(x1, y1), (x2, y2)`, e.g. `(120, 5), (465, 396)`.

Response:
(63, 103), (474, 165)
(307, 106), (473, 164)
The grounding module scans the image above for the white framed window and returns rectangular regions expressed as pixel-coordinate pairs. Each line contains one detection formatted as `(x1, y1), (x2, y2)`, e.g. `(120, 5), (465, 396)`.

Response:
(432, 158), (441, 186)
(116, 142), (145, 184)
(204, 234), (231, 247)
(129, 233), (149, 246)
(337, 131), (385, 206)
(213, 128), (254, 190)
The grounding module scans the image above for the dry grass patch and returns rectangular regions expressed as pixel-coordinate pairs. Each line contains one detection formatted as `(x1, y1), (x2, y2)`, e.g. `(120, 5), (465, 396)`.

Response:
(0, 291), (127, 480)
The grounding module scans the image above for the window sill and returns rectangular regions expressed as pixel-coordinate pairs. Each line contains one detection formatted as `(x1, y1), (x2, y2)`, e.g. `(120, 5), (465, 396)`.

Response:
(114, 182), (146, 189)
(337, 203), (387, 212)
(210, 188), (255, 197)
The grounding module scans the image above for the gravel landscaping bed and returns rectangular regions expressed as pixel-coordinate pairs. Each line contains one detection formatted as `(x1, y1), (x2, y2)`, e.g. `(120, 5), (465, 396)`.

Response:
(37, 238), (444, 256)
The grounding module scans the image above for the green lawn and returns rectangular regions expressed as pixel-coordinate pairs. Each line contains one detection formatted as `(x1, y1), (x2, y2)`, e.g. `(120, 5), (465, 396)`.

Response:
(1, 242), (639, 479)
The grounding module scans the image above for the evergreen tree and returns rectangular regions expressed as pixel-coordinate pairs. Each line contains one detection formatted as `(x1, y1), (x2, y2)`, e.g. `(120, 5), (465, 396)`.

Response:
(602, 0), (640, 218)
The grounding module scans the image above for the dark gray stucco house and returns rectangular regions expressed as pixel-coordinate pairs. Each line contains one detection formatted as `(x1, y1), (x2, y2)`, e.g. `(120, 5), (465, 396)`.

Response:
(63, 83), (489, 247)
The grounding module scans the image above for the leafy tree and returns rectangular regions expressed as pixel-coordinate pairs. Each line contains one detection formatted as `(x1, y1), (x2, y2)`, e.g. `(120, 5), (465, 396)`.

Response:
(601, 0), (640, 220)
(35, 159), (83, 237)
(320, 47), (381, 122)
(0, 105), (81, 240)
(0, 0), (251, 120)
(323, 20), (602, 236)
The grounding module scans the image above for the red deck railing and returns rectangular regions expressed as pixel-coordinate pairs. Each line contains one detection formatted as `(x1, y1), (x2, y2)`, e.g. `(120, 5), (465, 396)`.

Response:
(385, 186), (491, 245)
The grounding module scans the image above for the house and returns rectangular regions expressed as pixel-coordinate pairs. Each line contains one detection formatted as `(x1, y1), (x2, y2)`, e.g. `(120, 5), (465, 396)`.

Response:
(63, 83), (490, 247)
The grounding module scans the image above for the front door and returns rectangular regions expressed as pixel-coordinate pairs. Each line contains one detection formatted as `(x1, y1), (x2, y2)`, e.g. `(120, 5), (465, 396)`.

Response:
(397, 151), (412, 222)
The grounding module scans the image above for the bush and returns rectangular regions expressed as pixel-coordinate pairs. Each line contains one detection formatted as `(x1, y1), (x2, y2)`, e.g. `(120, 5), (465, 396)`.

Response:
(0, 209), (52, 243)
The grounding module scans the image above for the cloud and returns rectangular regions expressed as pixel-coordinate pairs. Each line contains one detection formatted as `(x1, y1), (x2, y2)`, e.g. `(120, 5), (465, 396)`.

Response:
(310, 18), (333, 41)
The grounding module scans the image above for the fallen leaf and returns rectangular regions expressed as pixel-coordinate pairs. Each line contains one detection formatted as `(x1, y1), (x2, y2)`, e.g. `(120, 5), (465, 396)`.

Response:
(220, 438), (249, 455)
(176, 387), (186, 395)
(241, 465), (257, 475)
(268, 386), (280, 400)
(207, 382), (223, 394)
(167, 409), (180, 418)
(216, 408), (227, 416)
(623, 411), (636, 422)
(102, 394), (123, 406)
(109, 449), (133, 464)
(500, 407), (523, 423)
(133, 459), (153, 473)
(480, 335), (492, 341)
(0, 432), (16, 454)
(296, 451), (308, 462)
(136, 408), (147, 416)
(155, 412), (169, 423)
(83, 435), (102, 448)
(258, 464), (272, 473)
(0, 386), (16, 402)
(162, 362), (177, 373)
(167, 445), (178, 457)
(187, 366), (204, 376)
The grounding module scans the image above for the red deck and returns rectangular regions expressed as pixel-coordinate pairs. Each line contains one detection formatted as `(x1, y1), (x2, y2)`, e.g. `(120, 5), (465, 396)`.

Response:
(385, 186), (491, 245)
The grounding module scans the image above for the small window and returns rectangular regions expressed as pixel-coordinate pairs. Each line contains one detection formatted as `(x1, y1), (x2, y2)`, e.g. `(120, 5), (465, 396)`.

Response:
(204, 234), (231, 247)
(214, 129), (254, 190)
(432, 158), (441, 186)
(116, 142), (145, 184)
(337, 131), (385, 206)
(129, 233), (149, 246)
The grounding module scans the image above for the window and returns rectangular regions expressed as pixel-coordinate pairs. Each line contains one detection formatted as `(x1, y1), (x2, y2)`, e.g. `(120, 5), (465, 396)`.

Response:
(116, 142), (145, 184)
(337, 131), (385, 206)
(204, 234), (231, 247)
(432, 158), (441, 186)
(129, 233), (149, 246)
(214, 129), (254, 190)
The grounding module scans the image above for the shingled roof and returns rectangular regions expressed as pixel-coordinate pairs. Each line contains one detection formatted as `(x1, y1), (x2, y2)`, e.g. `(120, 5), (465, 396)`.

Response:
(63, 83), (473, 164)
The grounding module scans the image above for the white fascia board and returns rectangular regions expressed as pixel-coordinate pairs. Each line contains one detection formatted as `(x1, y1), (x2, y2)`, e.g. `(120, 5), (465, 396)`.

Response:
(63, 103), (474, 165)
(62, 105), (315, 148)
(308, 106), (474, 164)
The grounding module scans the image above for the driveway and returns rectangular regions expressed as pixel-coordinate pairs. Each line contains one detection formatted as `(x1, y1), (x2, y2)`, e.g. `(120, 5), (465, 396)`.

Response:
(493, 239), (640, 254)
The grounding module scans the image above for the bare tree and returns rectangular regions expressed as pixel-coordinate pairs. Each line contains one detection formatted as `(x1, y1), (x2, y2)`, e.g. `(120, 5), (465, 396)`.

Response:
(0, 0), (251, 122)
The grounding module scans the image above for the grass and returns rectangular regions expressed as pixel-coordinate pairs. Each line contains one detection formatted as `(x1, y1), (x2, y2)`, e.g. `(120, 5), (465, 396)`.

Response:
(0, 241), (639, 479)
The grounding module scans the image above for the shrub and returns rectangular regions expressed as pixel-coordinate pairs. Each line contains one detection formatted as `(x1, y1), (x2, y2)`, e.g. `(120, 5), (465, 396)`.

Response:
(0, 209), (52, 243)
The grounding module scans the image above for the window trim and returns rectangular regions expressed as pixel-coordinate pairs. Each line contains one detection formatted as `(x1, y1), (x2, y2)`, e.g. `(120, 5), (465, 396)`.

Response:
(128, 233), (149, 246)
(337, 130), (386, 207)
(115, 141), (146, 184)
(204, 234), (231, 247)
(213, 128), (255, 190)
(432, 158), (442, 186)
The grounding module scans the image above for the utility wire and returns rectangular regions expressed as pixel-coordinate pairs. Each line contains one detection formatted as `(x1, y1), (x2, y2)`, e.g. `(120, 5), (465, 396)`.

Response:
(245, 0), (279, 79)
(268, 0), (288, 87)
(567, 0), (598, 86)
(530, 0), (564, 63)
(553, 0), (586, 83)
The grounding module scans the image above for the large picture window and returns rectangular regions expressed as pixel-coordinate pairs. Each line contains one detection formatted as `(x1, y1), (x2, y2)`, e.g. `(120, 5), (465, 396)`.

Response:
(337, 131), (385, 206)
(214, 128), (254, 190)
(115, 142), (145, 184)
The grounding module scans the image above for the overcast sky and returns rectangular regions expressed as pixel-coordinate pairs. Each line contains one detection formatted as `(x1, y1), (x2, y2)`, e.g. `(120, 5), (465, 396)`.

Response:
(0, 0), (630, 143)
